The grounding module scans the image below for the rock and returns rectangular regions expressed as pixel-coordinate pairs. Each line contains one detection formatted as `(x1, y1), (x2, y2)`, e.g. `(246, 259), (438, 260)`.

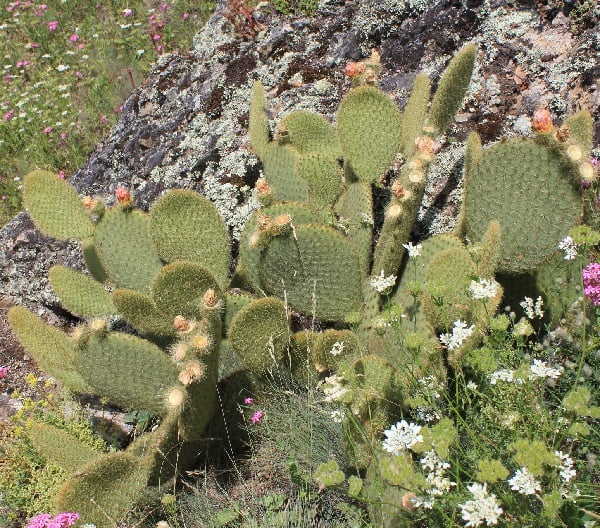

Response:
(0, 0), (598, 323)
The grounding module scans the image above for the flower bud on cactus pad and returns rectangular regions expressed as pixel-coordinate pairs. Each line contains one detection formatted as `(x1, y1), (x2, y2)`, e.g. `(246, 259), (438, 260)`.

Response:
(115, 186), (132, 205)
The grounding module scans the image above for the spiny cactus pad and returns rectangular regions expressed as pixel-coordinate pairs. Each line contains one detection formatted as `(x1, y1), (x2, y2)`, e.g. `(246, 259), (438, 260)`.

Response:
(228, 297), (289, 373)
(399, 74), (431, 158)
(337, 85), (402, 183)
(23, 170), (95, 240)
(112, 289), (177, 339)
(49, 265), (115, 318)
(94, 208), (163, 293)
(149, 190), (231, 290)
(248, 81), (270, 159)
(7, 306), (87, 392)
(260, 224), (363, 321)
(279, 110), (341, 157)
(261, 143), (309, 202)
(464, 137), (582, 274)
(77, 332), (179, 415)
(27, 423), (103, 474)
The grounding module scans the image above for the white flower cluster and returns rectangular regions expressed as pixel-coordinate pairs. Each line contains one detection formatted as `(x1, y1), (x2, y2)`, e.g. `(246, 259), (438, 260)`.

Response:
(370, 269), (397, 293)
(489, 368), (525, 385)
(558, 236), (578, 260)
(402, 241), (423, 258)
(469, 278), (499, 300)
(555, 451), (576, 483)
(330, 409), (345, 423)
(459, 482), (503, 527)
(382, 420), (423, 455)
(529, 359), (562, 381)
(520, 296), (544, 320)
(508, 467), (541, 495)
(321, 375), (348, 403)
(421, 451), (456, 498)
(329, 341), (345, 356)
(439, 320), (475, 350)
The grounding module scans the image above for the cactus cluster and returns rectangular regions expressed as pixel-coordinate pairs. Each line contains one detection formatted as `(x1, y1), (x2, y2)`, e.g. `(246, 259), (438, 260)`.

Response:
(8, 42), (596, 526)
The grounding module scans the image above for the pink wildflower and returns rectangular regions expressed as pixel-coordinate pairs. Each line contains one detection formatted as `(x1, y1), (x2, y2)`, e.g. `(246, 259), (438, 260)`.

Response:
(3, 109), (14, 121)
(1, 195), (6, 200)
(183, 12), (189, 19)
(39, 4), (48, 10)
(244, 397), (254, 405)
(60, 132), (67, 140)
(161, 3), (169, 10)
(0, 365), (10, 378)
(69, 34), (79, 42)
(58, 171), (66, 179)
(251, 410), (263, 424)
(152, 34), (161, 41)
(47, 20), (58, 31)
(50, 512), (80, 527)
(16, 60), (29, 68)
(31, 42), (40, 49)
(123, 8), (133, 17)
(582, 262), (600, 306)
(43, 126), (52, 134)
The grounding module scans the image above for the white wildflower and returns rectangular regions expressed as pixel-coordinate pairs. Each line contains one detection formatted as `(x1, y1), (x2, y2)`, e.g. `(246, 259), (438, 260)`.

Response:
(534, 296), (544, 318)
(321, 375), (348, 403)
(555, 451), (576, 483)
(490, 369), (524, 385)
(520, 296), (545, 320)
(508, 467), (541, 495)
(330, 409), (345, 423)
(420, 451), (455, 496)
(529, 359), (562, 381)
(467, 380), (478, 391)
(459, 482), (503, 527)
(439, 320), (475, 350)
(382, 420), (423, 455)
(469, 278), (499, 300)
(558, 236), (578, 260)
(402, 241), (423, 258)
(329, 341), (344, 356)
(412, 495), (435, 509)
(360, 212), (373, 226)
(370, 269), (397, 293)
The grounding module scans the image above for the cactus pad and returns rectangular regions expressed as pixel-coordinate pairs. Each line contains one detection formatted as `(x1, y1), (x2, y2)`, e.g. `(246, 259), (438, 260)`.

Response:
(112, 289), (177, 339)
(261, 143), (309, 203)
(279, 110), (341, 156)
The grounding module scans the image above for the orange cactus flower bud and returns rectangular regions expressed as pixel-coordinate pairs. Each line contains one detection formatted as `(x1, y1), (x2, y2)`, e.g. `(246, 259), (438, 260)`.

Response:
(532, 108), (553, 133)
(115, 186), (132, 205)
(415, 136), (437, 158)
(173, 315), (190, 332)
(203, 288), (218, 308)
(401, 492), (418, 510)
(82, 195), (96, 209)
(256, 177), (271, 195)
(391, 180), (404, 199)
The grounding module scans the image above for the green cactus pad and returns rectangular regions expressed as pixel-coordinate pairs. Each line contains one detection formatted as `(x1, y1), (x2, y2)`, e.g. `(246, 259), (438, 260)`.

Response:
(464, 137), (582, 274)
(297, 153), (343, 209)
(82, 237), (109, 283)
(399, 74), (431, 158)
(94, 208), (163, 293)
(149, 190), (231, 290)
(78, 332), (179, 415)
(337, 85), (402, 183)
(335, 182), (373, 274)
(22, 170), (95, 240)
(7, 306), (87, 392)
(112, 289), (176, 339)
(279, 110), (341, 156)
(224, 291), (256, 333)
(228, 297), (289, 373)
(54, 452), (150, 528)
(428, 44), (477, 134)
(261, 143), (310, 202)
(151, 261), (220, 318)
(238, 202), (322, 291)
(49, 265), (115, 318)
(249, 81), (270, 159)
(288, 330), (318, 383)
(564, 110), (594, 152)
(260, 224), (363, 321)
(312, 329), (360, 371)
(27, 423), (103, 474)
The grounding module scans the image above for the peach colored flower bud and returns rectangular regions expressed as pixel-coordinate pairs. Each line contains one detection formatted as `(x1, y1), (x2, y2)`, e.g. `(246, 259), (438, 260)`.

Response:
(579, 161), (595, 182)
(401, 492), (418, 510)
(386, 204), (403, 220)
(172, 342), (188, 361)
(173, 315), (190, 332)
(257, 213), (271, 231)
(115, 186), (132, 204)
(167, 387), (184, 408)
(345, 61), (364, 77)
(203, 288), (218, 308)
(391, 180), (404, 199)
(82, 195), (96, 209)
(256, 177), (271, 195)
(532, 108), (553, 133)
(248, 230), (261, 248)
(415, 136), (437, 158)
(192, 334), (210, 350)
(273, 213), (292, 227)
(408, 170), (424, 183)
(178, 361), (204, 385)
(566, 145), (583, 162)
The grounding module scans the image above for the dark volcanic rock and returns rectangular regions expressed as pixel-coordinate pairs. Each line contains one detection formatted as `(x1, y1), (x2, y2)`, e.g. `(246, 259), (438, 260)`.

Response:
(1, 0), (599, 320)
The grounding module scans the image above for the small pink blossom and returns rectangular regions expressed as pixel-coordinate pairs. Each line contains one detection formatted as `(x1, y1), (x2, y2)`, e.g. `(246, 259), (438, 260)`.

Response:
(152, 34), (161, 41)
(3, 109), (14, 121)
(100, 115), (107, 124)
(244, 397), (254, 405)
(60, 132), (67, 140)
(123, 8), (133, 17)
(69, 34), (79, 42)
(161, 3), (168, 10)
(77, 43), (84, 50)
(39, 4), (48, 10)
(43, 126), (52, 134)
(58, 171), (66, 179)
(16, 60), (29, 68)
(251, 410), (263, 424)
(583, 262), (600, 306)
(47, 20), (58, 31)
(26, 512), (80, 528)
(0, 366), (10, 378)
(1, 195), (7, 201)
(4, 75), (11, 82)
(114, 104), (123, 114)
(30, 42), (40, 49)
(183, 12), (189, 19)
